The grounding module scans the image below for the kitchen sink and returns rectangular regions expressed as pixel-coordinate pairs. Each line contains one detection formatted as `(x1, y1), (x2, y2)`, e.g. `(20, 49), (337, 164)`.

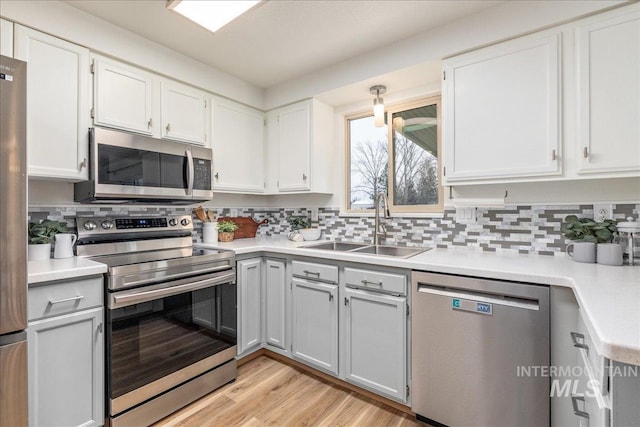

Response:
(300, 241), (428, 258)
(351, 244), (428, 258)
(301, 241), (370, 251)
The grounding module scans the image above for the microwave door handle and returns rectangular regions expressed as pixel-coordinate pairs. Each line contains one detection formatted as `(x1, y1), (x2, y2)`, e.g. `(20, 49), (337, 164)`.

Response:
(185, 149), (194, 195)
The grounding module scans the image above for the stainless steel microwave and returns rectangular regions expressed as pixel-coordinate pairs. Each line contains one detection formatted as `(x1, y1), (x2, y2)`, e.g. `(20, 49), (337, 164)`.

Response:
(74, 127), (213, 204)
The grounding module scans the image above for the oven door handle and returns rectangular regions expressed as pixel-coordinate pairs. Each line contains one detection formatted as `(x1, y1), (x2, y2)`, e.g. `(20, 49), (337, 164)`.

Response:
(110, 270), (235, 309)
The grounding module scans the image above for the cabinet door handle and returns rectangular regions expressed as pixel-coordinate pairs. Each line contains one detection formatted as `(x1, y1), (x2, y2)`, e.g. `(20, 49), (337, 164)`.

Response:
(345, 297), (349, 306)
(79, 158), (87, 170)
(583, 147), (589, 159)
(329, 293), (333, 302)
(147, 118), (152, 129)
(552, 149), (557, 161)
(302, 173), (307, 181)
(166, 123), (171, 133)
(570, 394), (589, 419)
(97, 323), (103, 333)
(214, 172), (219, 180)
(570, 331), (589, 351)
(303, 270), (320, 277)
(362, 279), (383, 287)
(48, 295), (84, 305)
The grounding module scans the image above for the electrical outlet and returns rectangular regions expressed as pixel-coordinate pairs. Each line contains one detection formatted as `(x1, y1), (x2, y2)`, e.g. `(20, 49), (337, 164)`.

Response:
(230, 208), (238, 217)
(310, 208), (319, 222)
(593, 204), (613, 221)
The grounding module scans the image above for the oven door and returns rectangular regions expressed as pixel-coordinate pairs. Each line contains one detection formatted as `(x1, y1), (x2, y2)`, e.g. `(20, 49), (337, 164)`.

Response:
(106, 269), (236, 418)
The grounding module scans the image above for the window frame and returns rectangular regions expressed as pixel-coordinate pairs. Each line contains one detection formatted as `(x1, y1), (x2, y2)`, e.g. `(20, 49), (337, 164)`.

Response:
(344, 95), (443, 215)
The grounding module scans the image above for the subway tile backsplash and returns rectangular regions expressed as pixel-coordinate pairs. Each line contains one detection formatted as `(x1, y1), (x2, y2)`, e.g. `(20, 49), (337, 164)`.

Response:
(28, 203), (639, 256)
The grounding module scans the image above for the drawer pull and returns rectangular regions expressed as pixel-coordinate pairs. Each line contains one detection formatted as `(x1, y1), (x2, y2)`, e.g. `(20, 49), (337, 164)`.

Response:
(570, 394), (589, 419)
(48, 295), (84, 305)
(570, 331), (589, 351)
(362, 279), (383, 287)
(303, 270), (320, 277)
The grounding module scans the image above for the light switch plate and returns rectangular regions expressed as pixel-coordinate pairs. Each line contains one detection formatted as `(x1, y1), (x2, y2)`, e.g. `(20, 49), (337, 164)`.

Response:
(230, 208), (238, 217)
(455, 207), (476, 223)
(593, 204), (613, 221)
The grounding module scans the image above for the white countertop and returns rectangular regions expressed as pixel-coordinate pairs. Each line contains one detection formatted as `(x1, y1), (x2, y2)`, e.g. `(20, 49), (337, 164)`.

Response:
(198, 237), (640, 366)
(28, 257), (107, 285)
(25, 237), (639, 366)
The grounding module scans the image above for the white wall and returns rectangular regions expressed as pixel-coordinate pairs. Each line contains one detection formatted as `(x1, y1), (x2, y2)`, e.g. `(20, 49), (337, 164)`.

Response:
(0, 0), (264, 109)
(265, 1), (623, 109)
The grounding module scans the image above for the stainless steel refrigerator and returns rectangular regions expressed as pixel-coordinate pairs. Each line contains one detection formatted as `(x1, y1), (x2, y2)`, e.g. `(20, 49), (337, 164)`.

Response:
(0, 54), (28, 427)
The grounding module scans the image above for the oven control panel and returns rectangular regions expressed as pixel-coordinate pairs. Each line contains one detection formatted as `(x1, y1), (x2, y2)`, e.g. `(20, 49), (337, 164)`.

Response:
(77, 215), (192, 238)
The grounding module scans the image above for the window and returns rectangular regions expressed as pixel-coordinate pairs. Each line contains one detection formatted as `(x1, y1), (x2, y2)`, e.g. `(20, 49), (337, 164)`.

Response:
(346, 96), (442, 214)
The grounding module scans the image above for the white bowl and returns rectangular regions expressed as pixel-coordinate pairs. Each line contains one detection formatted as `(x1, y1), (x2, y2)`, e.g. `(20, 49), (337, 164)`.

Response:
(299, 228), (321, 241)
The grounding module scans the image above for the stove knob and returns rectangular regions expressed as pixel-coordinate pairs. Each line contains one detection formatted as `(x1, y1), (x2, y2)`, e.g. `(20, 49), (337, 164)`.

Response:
(169, 218), (178, 226)
(180, 218), (190, 226)
(83, 221), (97, 231)
(101, 221), (114, 230)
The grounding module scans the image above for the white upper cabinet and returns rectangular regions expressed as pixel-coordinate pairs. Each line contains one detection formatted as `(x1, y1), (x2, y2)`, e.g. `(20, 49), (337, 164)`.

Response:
(0, 18), (13, 57)
(266, 99), (334, 194)
(161, 80), (208, 145)
(14, 25), (90, 181)
(92, 55), (209, 146)
(92, 56), (154, 135)
(576, 8), (640, 176)
(210, 96), (264, 193)
(443, 31), (561, 184)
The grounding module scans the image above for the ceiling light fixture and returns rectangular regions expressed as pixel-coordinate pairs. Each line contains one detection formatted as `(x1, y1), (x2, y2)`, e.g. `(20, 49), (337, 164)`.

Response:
(370, 85), (386, 127)
(167, 0), (262, 34)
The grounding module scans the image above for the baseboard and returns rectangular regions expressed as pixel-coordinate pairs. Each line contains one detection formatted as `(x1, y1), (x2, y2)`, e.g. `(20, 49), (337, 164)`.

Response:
(263, 349), (415, 417)
(237, 348), (267, 367)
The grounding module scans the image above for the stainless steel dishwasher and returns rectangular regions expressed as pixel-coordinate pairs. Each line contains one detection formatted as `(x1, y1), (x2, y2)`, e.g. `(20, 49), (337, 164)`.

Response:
(411, 271), (550, 427)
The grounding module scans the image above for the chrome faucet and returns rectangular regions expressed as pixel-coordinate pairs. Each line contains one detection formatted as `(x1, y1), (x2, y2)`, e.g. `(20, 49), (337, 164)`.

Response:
(374, 193), (391, 245)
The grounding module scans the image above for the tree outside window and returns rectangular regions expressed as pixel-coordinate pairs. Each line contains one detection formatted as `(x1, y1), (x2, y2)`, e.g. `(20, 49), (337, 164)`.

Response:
(346, 97), (442, 213)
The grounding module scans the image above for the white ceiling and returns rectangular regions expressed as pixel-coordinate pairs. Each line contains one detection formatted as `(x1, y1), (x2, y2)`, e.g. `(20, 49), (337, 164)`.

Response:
(64, 0), (503, 90)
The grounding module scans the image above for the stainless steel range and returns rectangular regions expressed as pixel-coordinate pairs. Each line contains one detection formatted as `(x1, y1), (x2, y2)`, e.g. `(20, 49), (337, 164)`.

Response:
(77, 214), (237, 427)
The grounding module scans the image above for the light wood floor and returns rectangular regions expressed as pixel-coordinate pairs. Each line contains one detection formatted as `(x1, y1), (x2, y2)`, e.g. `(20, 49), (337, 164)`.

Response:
(154, 355), (424, 427)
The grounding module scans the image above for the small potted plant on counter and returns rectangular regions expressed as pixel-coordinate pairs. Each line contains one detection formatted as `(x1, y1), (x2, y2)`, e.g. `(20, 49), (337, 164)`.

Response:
(217, 220), (238, 242)
(28, 219), (68, 261)
(561, 215), (617, 243)
(287, 215), (321, 241)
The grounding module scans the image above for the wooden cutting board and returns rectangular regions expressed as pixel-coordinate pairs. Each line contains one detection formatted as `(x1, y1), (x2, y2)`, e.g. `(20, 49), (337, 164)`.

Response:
(217, 217), (268, 239)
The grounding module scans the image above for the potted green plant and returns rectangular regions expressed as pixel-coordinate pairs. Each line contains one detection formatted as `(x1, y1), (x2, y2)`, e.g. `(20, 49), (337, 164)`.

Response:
(217, 220), (238, 242)
(561, 215), (617, 243)
(287, 216), (311, 231)
(287, 215), (320, 241)
(28, 220), (68, 261)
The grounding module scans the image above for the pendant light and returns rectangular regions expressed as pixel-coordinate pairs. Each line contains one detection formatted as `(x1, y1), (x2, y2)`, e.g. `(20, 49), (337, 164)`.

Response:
(370, 85), (386, 127)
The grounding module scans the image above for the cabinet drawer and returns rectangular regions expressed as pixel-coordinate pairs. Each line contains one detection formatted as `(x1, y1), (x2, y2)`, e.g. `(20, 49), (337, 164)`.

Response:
(28, 277), (103, 321)
(574, 311), (608, 394)
(292, 260), (338, 284)
(344, 267), (407, 296)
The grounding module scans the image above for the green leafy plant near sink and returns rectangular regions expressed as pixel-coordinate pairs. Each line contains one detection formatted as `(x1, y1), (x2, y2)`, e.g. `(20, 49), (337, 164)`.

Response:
(287, 216), (311, 231)
(561, 215), (617, 243)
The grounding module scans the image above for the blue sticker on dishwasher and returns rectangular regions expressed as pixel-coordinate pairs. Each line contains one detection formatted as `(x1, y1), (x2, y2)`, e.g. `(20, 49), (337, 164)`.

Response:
(476, 302), (492, 314)
(452, 298), (460, 308)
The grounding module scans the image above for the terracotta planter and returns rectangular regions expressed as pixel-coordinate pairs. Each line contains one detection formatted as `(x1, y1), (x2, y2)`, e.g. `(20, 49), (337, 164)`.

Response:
(219, 231), (235, 242)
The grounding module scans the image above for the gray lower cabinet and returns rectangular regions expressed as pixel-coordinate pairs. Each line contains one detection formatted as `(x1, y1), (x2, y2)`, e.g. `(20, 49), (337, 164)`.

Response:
(27, 278), (104, 427)
(238, 258), (262, 355)
(27, 276), (104, 427)
(264, 259), (286, 349)
(291, 277), (338, 375)
(344, 287), (407, 402)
